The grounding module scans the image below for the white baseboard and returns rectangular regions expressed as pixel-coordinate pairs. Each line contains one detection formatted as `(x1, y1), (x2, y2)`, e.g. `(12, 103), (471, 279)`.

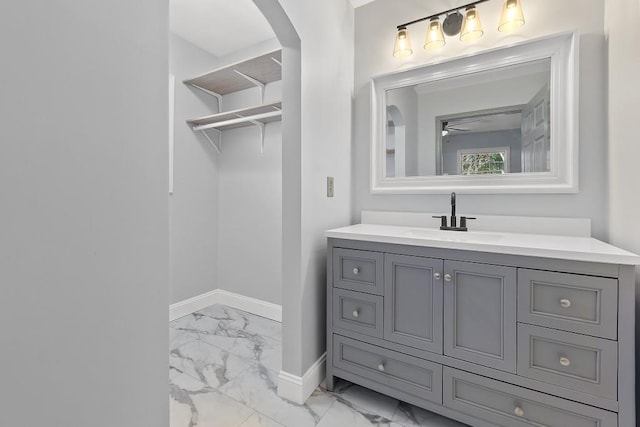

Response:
(169, 289), (220, 321)
(169, 289), (282, 322)
(277, 353), (326, 404)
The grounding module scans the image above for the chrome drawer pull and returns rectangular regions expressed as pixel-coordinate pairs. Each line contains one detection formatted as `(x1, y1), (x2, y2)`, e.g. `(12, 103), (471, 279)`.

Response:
(434, 272), (441, 280)
(559, 357), (571, 367)
(352, 309), (360, 318)
(559, 298), (571, 308)
(378, 363), (385, 372)
(514, 406), (524, 417)
(353, 267), (360, 275)
(444, 274), (452, 282)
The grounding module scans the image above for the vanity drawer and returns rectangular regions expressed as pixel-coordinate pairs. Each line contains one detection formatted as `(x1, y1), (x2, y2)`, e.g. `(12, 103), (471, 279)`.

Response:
(518, 269), (618, 339)
(443, 367), (617, 427)
(333, 289), (383, 338)
(333, 248), (384, 295)
(517, 324), (617, 400)
(333, 334), (442, 404)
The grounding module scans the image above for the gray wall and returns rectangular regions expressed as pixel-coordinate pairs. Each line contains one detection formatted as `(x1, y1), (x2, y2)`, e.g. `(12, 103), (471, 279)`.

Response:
(0, 1), (169, 426)
(218, 82), (283, 305)
(354, 0), (608, 239)
(169, 34), (220, 304)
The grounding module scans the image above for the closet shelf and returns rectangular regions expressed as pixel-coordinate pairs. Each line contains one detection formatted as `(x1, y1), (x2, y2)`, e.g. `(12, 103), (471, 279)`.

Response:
(187, 102), (282, 132)
(183, 50), (282, 97)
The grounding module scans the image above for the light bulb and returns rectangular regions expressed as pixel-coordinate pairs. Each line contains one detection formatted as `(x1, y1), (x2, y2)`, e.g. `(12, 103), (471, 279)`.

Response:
(424, 18), (445, 51)
(393, 27), (413, 57)
(460, 6), (484, 42)
(498, 0), (525, 32)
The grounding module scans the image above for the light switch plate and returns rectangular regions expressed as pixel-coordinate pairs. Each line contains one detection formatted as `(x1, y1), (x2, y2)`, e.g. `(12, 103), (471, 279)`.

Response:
(327, 176), (335, 197)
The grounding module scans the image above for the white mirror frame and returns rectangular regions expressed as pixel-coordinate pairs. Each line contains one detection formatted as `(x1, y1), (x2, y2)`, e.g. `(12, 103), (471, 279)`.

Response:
(371, 32), (579, 194)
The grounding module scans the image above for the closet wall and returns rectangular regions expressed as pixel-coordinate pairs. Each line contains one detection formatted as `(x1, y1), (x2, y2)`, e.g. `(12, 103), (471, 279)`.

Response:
(169, 34), (220, 304)
(218, 81), (283, 306)
(170, 33), (282, 307)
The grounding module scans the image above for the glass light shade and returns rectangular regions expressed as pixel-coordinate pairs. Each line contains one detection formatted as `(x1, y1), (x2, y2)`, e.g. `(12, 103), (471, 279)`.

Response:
(460, 6), (484, 42)
(498, 0), (525, 32)
(424, 18), (445, 51)
(393, 27), (413, 57)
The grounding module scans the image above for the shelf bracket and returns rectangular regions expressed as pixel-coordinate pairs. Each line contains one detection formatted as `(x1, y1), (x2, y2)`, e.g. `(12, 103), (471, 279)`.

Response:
(271, 56), (282, 67)
(188, 84), (223, 111)
(199, 129), (221, 154)
(233, 69), (266, 103)
(249, 120), (266, 154)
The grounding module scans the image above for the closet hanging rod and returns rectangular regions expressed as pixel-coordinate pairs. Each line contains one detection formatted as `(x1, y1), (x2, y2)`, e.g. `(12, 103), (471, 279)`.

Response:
(192, 110), (282, 132)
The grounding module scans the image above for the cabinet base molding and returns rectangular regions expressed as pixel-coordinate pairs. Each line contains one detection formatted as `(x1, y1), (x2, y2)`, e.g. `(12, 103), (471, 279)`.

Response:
(169, 289), (282, 322)
(277, 353), (326, 404)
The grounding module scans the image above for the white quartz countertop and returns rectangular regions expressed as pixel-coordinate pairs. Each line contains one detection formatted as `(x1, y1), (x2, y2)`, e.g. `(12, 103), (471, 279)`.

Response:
(326, 224), (640, 265)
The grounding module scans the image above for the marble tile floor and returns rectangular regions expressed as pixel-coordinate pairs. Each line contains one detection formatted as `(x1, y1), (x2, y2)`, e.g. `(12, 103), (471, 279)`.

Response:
(170, 304), (468, 427)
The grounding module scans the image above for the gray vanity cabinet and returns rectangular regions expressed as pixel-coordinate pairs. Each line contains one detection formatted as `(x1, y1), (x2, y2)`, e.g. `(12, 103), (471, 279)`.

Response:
(326, 238), (632, 427)
(443, 261), (517, 373)
(384, 254), (443, 353)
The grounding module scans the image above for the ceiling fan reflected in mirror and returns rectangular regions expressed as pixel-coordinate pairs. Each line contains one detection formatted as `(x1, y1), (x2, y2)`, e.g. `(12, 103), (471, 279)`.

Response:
(441, 111), (523, 138)
(441, 119), (479, 136)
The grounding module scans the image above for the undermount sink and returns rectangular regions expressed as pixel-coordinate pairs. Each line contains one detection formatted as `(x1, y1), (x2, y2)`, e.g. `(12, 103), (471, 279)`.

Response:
(402, 228), (504, 243)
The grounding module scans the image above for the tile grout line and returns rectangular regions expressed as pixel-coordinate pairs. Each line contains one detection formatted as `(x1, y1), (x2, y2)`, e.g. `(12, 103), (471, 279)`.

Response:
(250, 410), (287, 427)
(236, 410), (256, 427)
(314, 399), (338, 426)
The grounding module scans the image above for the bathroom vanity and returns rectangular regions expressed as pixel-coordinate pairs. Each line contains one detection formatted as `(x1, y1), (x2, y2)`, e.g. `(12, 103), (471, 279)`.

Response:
(325, 219), (639, 427)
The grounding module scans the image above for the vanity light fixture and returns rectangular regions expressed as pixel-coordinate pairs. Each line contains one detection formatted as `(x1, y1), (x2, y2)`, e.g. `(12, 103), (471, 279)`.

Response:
(393, 26), (413, 57)
(498, 0), (525, 32)
(424, 18), (446, 51)
(393, 0), (525, 57)
(460, 6), (484, 42)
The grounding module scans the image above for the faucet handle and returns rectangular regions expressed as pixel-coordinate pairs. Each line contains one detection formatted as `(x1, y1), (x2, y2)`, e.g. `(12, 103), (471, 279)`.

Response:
(460, 216), (476, 228)
(432, 215), (447, 228)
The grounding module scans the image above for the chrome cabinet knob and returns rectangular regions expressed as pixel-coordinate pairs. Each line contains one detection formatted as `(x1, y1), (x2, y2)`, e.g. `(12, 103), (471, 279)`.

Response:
(353, 267), (360, 275)
(559, 357), (571, 367)
(560, 298), (571, 308)
(352, 309), (360, 318)
(514, 406), (524, 417)
(378, 363), (385, 372)
(434, 272), (441, 280)
(444, 274), (452, 282)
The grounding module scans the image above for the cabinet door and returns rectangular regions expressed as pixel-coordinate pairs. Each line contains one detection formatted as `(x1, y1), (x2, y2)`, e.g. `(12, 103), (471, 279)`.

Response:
(384, 254), (443, 353)
(443, 260), (517, 372)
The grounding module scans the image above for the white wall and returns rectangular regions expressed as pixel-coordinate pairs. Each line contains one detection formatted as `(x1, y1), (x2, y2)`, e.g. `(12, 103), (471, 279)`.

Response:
(605, 0), (640, 256)
(218, 81), (283, 305)
(387, 86), (419, 175)
(169, 34), (220, 304)
(272, 0), (355, 376)
(604, 0), (640, 406)
(0, 1), (169, 425)
(355, 0), (608, 239)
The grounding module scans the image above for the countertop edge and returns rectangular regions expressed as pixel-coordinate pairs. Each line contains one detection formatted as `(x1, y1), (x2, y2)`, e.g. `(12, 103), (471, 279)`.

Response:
(325, 229), (640, 266)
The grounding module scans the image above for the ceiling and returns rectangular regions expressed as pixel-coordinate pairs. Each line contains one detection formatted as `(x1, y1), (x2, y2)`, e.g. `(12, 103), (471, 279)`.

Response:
(170, 0), (376, 58)
(170, 0), (277, 57)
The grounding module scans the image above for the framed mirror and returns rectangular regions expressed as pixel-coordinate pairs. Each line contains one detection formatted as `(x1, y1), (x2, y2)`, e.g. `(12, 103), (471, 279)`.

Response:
(371, 32), (578, 194)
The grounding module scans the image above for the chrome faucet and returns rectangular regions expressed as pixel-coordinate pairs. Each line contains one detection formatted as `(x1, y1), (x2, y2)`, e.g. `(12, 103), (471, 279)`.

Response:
(432, 192), (475, 231)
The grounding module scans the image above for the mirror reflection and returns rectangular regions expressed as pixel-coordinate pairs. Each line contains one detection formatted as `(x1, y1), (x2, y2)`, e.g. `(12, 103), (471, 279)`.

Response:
(384, 58), (550, 178)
